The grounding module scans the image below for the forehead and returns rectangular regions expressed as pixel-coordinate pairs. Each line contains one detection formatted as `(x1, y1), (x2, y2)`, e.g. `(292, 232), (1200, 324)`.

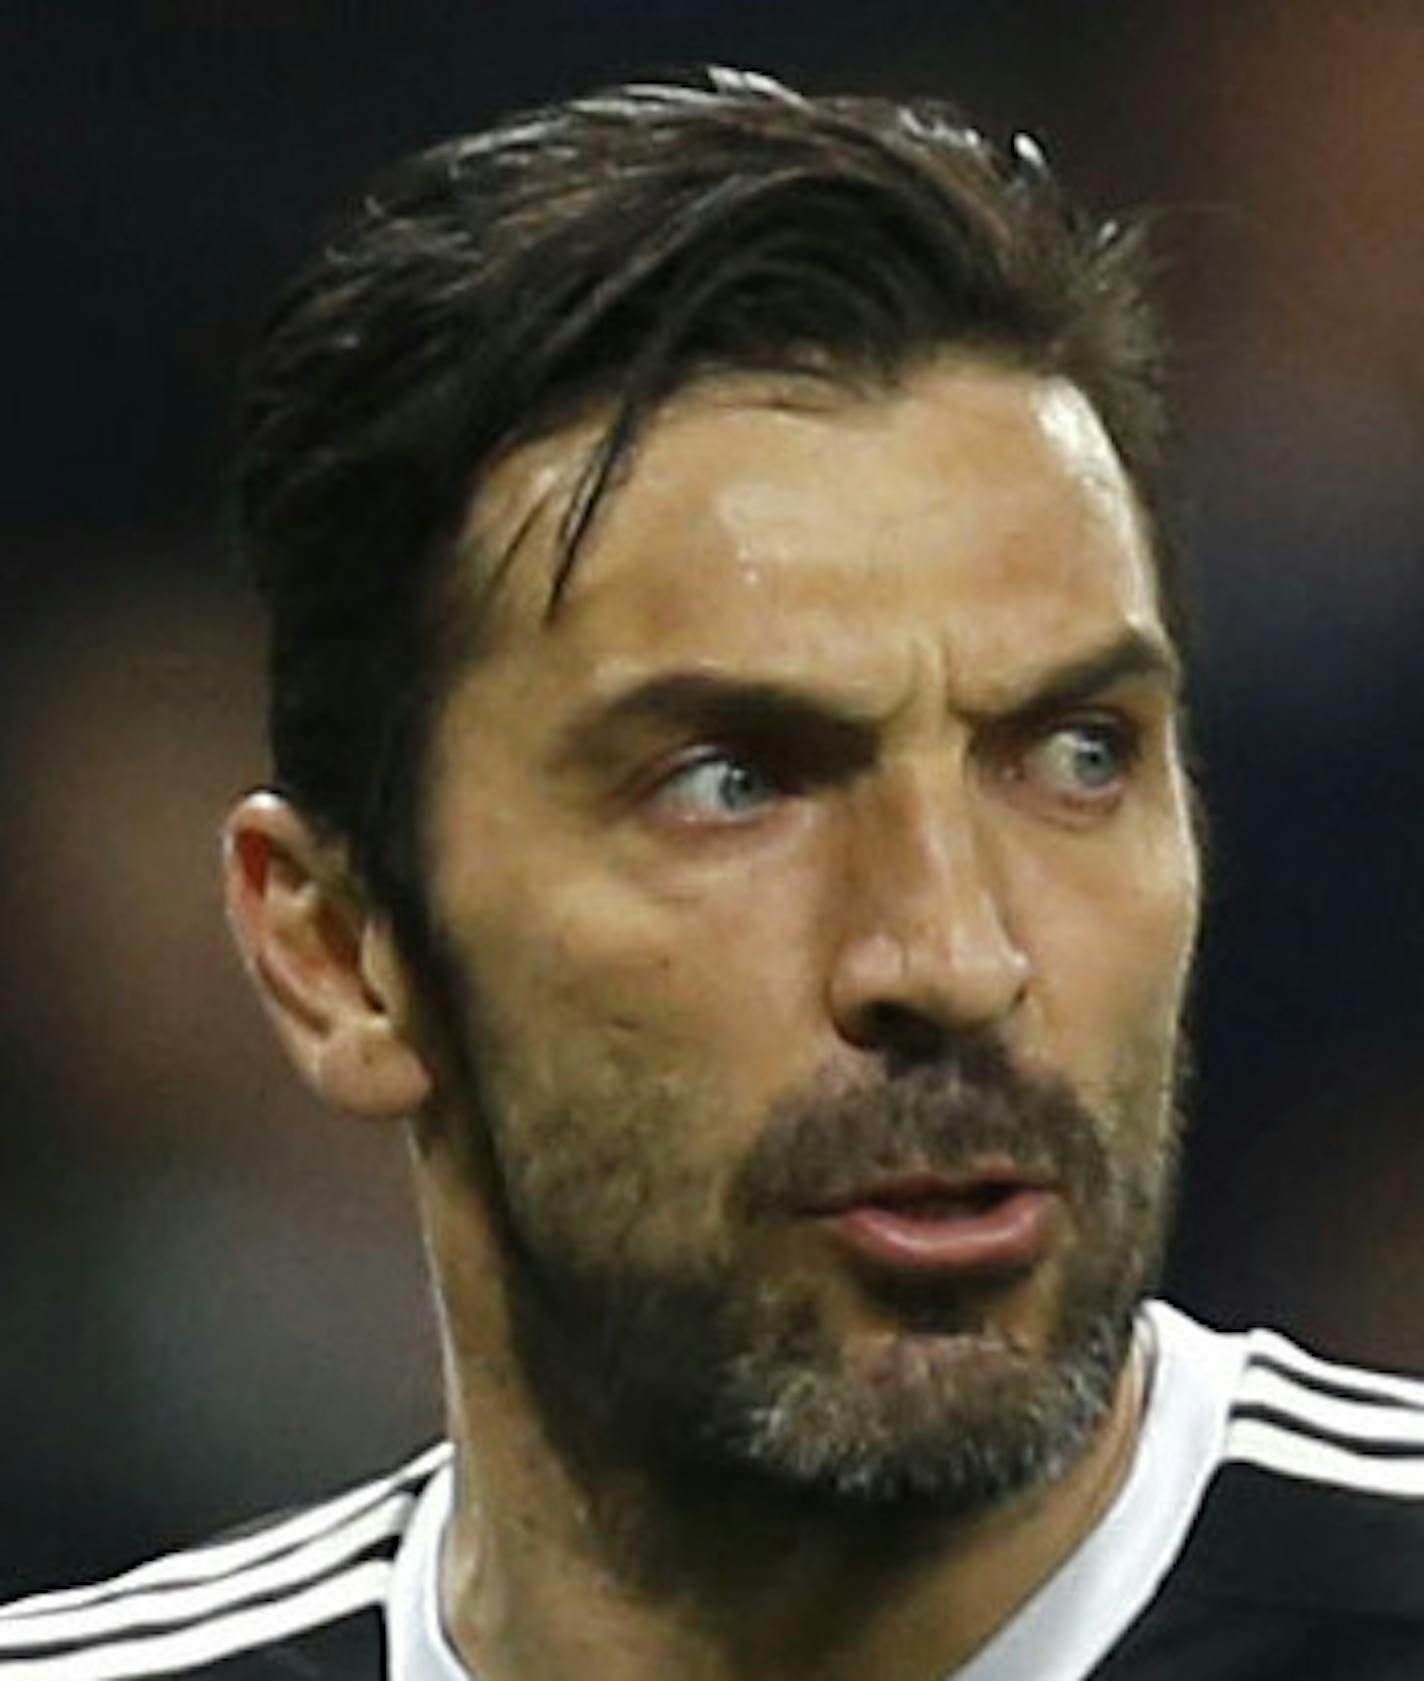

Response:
(458, 361), (1165, 709)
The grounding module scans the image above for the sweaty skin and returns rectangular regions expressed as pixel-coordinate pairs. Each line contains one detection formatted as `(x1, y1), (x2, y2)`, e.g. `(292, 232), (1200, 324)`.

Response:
(229, 358), (1199, 1680)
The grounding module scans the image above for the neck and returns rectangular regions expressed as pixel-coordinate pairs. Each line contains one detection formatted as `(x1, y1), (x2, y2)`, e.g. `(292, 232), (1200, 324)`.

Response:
(438, 1326), (1148, 1681)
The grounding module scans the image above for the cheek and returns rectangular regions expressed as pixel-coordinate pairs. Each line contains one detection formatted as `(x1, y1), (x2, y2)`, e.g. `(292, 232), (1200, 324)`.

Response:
(438, 859), (818, 1202)
(1017, 826), (1199, 1085)
(492, 857), (824, 1084)
(443, 904), (727, 1266)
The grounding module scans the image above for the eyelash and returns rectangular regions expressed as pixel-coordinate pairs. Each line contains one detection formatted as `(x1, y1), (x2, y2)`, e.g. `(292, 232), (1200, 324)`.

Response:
(1000, 713), (1145, 813)
(642, 747), (787, 824)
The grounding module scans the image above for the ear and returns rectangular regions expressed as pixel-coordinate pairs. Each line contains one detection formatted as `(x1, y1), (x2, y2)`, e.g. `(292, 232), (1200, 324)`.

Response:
(223, 792), (433, 1121)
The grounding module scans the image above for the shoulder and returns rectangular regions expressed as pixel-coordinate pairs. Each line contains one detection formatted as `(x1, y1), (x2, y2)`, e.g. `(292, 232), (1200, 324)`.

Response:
(1226, 1321), (1424, 1505)
(0, 1443), (450, 1680)
(1199, 1324), (1424, 1614)
(1103, 1316), (1424, 1679)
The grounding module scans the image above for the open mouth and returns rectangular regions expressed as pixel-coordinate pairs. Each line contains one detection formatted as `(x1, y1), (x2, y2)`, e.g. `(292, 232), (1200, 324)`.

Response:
(810, 1172), (1059, 1275)
(864, 1182), (1022, 1218)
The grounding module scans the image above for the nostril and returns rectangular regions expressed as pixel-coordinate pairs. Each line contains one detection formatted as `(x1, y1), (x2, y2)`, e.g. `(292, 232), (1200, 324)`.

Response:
(858, 1001), (953, 1067)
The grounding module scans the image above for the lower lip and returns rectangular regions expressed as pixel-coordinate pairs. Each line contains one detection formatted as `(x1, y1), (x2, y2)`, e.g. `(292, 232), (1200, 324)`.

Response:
(816, 1188), (1059, 1275)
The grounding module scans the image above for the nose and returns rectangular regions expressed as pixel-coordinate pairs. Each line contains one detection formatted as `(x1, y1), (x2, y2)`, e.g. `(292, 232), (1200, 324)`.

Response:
(827, 769), (1031, 1061)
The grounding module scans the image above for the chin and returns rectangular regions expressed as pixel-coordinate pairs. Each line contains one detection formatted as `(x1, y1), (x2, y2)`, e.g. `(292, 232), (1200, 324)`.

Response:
(697, 1298), (1133, 1514)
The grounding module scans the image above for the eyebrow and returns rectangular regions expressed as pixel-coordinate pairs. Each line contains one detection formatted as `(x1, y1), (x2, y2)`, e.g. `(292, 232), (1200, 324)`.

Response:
(551, 628), (1181, 771)
(977, 627), (1182, 724)
(550, 672), (881, 776)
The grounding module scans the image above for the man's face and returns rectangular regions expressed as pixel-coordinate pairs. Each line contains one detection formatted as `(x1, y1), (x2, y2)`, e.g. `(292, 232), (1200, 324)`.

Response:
(416, 361), (1199, 1511)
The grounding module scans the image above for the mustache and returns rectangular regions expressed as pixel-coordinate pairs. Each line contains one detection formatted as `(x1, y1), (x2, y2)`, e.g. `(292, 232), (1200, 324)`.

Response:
(730, 1032), (1112, 1220)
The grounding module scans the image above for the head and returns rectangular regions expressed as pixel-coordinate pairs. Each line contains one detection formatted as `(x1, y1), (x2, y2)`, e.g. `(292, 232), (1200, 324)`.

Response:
(226, 70), (1198, 1521)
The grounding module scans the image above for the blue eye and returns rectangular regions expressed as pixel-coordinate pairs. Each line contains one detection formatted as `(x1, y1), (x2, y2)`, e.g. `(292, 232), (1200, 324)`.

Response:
(651, 752), (778, 821)
(1027, 721), (1136, 801)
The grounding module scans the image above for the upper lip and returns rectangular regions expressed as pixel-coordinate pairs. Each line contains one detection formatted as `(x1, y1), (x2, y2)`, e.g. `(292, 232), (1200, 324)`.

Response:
(802, 1166), (1056, 1216)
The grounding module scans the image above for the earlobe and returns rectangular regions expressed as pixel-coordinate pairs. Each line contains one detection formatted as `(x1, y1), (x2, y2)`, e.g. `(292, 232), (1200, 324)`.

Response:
(313, 1006), (433, 1119)
(223, 792), (433, 1121)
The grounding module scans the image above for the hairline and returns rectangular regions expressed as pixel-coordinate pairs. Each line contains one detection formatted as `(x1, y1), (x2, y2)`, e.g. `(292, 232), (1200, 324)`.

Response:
(442, 345), (1172, 655)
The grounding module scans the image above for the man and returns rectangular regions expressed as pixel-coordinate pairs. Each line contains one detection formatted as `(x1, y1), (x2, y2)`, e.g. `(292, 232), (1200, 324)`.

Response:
(4, 66), (1422, 1681)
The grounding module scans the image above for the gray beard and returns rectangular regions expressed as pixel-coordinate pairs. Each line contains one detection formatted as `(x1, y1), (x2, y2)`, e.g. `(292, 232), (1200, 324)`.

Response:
(710, 1273), (1138, 1510)
(484, 1033), (1179, 1520)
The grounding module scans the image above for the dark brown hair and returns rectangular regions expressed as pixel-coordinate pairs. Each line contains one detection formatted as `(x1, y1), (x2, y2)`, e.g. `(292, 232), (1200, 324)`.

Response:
(235, 67), (1170, 948)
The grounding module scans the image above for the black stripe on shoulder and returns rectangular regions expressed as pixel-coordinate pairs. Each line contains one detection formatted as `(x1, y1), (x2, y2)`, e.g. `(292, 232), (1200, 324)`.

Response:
(172, 1449), (442, 1597)
(216, 1445), (447, 1548)
(0, 1564), (390, 1678)
(221, 1598), (387, 1679)
(1231, 1400), (1424, 1461)
(1247, 1348), (1424, 1415)
(0, 1533), (400, 1665)
(0, 1446), (445, 1627)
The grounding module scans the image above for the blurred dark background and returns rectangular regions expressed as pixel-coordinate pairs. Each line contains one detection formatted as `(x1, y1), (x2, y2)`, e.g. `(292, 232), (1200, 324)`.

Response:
(3, 0), (1421, 1597)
